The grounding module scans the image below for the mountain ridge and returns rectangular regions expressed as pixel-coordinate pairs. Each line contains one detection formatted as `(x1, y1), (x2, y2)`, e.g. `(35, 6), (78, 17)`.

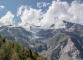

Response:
(0, 20), (83, 60)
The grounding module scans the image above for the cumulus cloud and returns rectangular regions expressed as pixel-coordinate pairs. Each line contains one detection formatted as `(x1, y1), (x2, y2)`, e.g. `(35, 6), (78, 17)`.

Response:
(17, 5), (31, 16)
(0, 11), (14, 26)
(17, 6), (43, 31)
(17, 0), (83, 30)
(40, 0), (83, 29)
(17, 5), (26, 16)
(40, 0), (69, 29)
(37, 2), (50, 8)
(0, 5), (5, 10)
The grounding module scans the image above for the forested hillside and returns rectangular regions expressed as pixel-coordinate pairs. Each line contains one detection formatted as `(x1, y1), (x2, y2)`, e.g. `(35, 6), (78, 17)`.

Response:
(0, 35), (46, 60)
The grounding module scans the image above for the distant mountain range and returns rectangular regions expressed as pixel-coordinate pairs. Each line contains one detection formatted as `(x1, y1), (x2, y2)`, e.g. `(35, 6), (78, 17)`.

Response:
(0, 20), (83, 60)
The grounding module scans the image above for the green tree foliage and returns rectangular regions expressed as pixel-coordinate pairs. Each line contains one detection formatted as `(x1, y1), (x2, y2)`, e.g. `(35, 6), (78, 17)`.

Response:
(0, 35), (46, 60)
(11, 50), (20, 60)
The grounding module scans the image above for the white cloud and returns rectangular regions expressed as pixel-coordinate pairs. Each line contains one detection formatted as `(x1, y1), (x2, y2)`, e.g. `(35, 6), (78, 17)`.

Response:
(17, 5), (31, 16)
(68, 0), (83, 23)
(40, 0), (83, 29)
(40, 0), (69, 29)
(0, 11), (14, 26)
(17, 6), (43, 31)
(17, 0), (83, 30)
(17, 5), (26, 16)
(37, 2), (50, 8)
(0, 5), (5, 10)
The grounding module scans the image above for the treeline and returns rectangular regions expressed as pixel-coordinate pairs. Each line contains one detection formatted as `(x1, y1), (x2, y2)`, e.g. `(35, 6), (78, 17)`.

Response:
(0, 35), (46, 60)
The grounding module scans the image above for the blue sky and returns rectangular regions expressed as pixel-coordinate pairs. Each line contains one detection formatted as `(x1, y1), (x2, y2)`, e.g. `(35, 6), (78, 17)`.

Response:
(0, 0), (74, 14)
(0, 0), (83, 30)
(0, 0), (51, 14)
(0, 0), (73, 15)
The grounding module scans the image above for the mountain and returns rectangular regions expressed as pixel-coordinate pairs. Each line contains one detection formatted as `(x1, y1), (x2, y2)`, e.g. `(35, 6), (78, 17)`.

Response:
(0, 35), (46, 60)
(0, 25), (55, 52)
(0, 26), (32, 48)
(0, 21), (83, 60)
(44, 21), (83, 60)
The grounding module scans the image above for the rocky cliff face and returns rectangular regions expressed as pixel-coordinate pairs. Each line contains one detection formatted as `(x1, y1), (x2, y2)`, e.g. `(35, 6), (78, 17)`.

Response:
(46, 36), (83, 60)
(59, 38), (82, 60)
(44, 21), (83, 60)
